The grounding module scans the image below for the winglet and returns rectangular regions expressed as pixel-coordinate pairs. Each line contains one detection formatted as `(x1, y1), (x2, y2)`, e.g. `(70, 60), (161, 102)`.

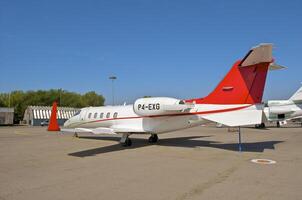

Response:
(48, 101), (61, 131)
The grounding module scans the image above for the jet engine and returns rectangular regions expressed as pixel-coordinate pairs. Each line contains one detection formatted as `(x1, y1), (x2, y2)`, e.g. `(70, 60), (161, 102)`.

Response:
(133, 97), (194, 116)
(269, 107), (294, 115)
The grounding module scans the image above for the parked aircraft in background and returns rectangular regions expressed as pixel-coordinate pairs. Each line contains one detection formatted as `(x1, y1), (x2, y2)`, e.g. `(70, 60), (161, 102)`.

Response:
(63, 43), (284, 146)
(256, 85), (302, 128)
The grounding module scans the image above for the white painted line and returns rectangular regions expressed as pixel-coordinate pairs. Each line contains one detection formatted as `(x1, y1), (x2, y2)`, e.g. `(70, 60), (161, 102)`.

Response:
(251, 159), (277, 165)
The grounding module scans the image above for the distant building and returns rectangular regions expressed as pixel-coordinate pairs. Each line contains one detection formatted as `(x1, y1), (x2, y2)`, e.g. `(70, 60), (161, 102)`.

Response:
(23, 106), (79, 126)
(0, 107), (14, 125)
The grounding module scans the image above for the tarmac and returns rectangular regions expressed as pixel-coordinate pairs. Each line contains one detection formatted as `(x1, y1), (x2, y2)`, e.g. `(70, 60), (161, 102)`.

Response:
(0, 124), (301, 200)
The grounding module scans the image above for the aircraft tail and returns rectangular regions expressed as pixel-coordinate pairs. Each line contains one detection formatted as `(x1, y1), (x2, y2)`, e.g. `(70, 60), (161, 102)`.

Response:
(289, 85), (302, 103)
(187, 44), (283, 104)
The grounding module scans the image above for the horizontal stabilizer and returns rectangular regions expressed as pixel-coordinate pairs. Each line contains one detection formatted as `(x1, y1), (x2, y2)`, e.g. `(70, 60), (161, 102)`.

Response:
(269, 63), (286, 70)
(239, 43), (272, 67)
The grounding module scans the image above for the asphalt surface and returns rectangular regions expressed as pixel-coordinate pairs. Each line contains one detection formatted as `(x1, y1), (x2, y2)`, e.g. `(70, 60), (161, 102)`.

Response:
(0, 124), (301, 200)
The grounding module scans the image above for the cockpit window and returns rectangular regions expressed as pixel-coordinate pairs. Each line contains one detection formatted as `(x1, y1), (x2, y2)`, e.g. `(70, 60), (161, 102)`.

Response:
(179, 100), (185, 104)
(73, 110), (81, 116)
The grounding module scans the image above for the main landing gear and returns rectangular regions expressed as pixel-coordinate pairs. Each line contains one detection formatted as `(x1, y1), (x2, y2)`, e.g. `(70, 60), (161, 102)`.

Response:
(148, 134), (158, 143)
(255, 123), (266, 129)
(120, 133), (159, 147)
(120, 133), (132, 147)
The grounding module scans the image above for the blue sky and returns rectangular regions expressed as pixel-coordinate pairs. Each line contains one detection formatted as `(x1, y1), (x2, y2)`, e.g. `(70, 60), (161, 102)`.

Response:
(1, 0), (301, 105)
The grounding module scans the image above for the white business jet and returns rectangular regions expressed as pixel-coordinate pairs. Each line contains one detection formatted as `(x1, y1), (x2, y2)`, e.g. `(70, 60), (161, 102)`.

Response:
(256, 85), (302, 128)
(63, 44), (283, 146)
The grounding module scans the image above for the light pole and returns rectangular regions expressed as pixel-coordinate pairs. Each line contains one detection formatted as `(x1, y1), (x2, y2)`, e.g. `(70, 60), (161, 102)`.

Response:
(59, 88), (62, 106)
(109, 76), (117, 105)
(8, 92), (11, 108)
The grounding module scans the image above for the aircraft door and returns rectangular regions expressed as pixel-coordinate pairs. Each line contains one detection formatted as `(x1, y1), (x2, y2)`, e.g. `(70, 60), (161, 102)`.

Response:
(80, 109), (88, 121)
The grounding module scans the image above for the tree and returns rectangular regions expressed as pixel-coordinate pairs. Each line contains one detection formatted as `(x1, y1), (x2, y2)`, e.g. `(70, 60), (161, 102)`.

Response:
(81, 91), (105, 107)
(0, 89), (105, 123)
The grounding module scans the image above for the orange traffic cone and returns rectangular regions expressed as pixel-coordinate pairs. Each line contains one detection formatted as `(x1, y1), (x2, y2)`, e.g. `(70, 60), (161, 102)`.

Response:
(48, 101), (60, 131)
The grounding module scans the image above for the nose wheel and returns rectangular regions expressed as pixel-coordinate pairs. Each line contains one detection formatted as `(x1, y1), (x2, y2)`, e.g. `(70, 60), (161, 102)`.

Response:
(148, 134), (158, 143)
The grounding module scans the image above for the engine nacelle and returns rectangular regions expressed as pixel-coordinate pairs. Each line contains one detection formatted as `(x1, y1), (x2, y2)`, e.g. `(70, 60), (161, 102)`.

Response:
(133, 97), (190, 116)
(269, 107), (294, 115)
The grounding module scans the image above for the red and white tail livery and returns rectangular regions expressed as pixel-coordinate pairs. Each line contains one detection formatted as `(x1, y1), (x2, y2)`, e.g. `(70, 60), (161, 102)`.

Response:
(63, 43), (284, 146)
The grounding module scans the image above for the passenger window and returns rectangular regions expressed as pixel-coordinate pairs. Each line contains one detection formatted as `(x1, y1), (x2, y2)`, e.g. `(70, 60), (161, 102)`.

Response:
(88, 113), (92, 119)
(106, 112), (110, 118)
(113, 112), (118, 118)
(100, 113), (104, 119)
(94, 112), (98, 119)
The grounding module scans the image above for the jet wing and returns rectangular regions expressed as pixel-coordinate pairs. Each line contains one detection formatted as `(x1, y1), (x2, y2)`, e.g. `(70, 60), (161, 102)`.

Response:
(61, 127), (117, 135)
(110, 125), (145, 133)
(61, 126), (144, 134)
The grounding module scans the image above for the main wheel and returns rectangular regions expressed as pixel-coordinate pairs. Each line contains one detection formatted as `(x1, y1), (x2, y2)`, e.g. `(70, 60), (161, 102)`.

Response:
(153, 134), (158, 143)
(260, 123), (266, 129)
(123, 138), (132, 147)
(148, 134), (158, 143)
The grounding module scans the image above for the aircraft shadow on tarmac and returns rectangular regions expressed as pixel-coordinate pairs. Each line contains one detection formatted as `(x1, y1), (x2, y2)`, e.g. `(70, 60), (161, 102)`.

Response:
(68, 135), (283, 157)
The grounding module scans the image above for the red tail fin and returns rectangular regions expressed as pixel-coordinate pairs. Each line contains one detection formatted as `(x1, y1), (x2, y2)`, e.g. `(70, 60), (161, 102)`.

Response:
(187, 44), (273, 104)
(48, 101), (60, 131)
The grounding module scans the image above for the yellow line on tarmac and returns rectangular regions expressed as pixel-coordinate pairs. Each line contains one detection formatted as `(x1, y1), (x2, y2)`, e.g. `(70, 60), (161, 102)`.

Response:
(14, 130), (35, 136)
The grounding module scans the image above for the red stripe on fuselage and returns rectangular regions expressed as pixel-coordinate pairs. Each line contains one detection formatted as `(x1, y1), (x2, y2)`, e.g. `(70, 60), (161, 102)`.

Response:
(77, 105), (251, 126)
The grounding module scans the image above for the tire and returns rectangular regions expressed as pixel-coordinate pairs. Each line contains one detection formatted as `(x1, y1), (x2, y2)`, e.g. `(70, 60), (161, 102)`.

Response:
(148, 134), (158, 143)
(127, 138), (132, 146)
(153, 134), (158, 143)
(148, 136), (154, 143)
(260, 123), (266, 129)
(123, 138), (132, 147)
